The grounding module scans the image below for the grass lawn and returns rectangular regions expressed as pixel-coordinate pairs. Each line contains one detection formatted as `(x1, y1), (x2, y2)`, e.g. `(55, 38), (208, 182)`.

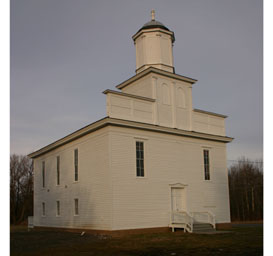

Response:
(10, 225), (263, 256)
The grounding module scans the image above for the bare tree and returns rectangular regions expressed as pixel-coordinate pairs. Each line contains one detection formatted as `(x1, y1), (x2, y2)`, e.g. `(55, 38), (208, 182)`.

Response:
(10, 155), (33, 224)
(228, 158), (263, 221)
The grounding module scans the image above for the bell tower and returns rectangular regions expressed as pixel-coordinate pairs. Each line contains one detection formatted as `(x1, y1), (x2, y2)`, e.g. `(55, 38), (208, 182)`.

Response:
(132, 10), (175, 74)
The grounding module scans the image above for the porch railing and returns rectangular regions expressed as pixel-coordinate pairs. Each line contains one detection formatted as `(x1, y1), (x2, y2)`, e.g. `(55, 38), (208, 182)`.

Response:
(190, 211), (216, 229)
(171, 211), (193, 233)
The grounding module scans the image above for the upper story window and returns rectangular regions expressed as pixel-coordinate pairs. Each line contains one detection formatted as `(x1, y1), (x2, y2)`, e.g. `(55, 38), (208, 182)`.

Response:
(74, 198), (79, 215)
(136, 141), (144, 177)
(42, 202), (45, 216)
(203, 149), (210, 180)
(56, 201), (60, 216)
(42, 161), (45, 188)
(74, 149), (78, 181)
(57, 156), (60, 185)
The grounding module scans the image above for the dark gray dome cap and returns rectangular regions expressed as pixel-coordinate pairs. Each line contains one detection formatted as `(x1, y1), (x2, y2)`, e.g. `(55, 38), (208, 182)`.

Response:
(137, 19), (175, 43)
(139, 20), (170, 32)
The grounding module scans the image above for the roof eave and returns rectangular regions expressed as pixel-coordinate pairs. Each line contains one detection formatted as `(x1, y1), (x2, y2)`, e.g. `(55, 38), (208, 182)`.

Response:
(132, 27), (175, 42)
(103, 89), (155, 102)
(116, 67), (197, 90)
(28, 117), (233, 159)
(193, 108), (228, 118)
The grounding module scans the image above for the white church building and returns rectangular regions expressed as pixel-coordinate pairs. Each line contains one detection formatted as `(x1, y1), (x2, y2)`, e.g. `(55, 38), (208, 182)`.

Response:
(29, 11), (233, 233)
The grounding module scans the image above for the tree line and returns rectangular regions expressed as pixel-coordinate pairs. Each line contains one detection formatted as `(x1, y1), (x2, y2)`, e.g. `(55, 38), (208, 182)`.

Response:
(228, 158), (263, 221)
(10, 154), (33, 224)
(10, 154), (263, 224)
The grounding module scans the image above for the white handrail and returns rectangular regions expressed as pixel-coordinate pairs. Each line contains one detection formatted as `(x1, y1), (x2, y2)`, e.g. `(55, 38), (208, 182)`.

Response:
(190, 211), (215, 229)
(171, 211), (215, 232)
(171, 211), (193, 233)
(207, 211), (216, 229)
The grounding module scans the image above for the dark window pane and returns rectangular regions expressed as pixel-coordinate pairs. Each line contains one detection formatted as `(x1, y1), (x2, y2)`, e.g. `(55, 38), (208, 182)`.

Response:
(74, 149), (78, 164)
(74, 149), (78, 181)
(57, 156), (60, 185)
(136, 141), (144, 177)
(203, 150), (210, 180)
(42, 161), (45, 188)
(74, 199), (79, 215)
(141, 168), (144, 177)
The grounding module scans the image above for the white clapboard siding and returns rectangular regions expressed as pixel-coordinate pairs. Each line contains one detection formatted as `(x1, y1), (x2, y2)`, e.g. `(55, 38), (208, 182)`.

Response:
(192, 111), (226, 136)
(121, 75), (154, 99)
(33, 127), (112, 230)
(33, 123), (230, 231)
(109, 126), (230, 230)
(106, 93), (154, 124)
(120, 73), (193, 131)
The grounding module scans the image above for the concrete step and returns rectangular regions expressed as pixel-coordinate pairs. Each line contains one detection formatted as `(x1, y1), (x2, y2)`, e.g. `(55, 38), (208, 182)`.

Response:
(193, 223), (212, 226)
(193, 224), (213, 229)
(193, 223), (215, 233)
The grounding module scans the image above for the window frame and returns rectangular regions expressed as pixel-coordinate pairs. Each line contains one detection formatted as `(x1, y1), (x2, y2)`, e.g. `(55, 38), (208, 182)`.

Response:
(56, 156), (60, 186)
(74, 149), (79, 182)
(42, 202), (46, 217)
(42, 161), (45, 188)
(203, 149), (210, 180)
(136, 141), (145, 177)
(56, 200), (60, 216)
(74, 198), (79, 216)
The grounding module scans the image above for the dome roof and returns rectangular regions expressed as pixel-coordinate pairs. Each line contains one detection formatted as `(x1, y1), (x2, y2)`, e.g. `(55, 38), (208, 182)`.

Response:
(135, 11), (175, 43)
(138, 20), (170, 32)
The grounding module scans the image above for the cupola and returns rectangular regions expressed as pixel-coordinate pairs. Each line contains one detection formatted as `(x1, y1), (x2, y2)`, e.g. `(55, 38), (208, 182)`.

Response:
(132, 10), (175, 74)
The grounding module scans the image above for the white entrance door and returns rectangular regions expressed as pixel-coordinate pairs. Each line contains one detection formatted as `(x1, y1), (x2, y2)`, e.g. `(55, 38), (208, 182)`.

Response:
(171, 188), (184, 212)
(171, 187), (186, 224)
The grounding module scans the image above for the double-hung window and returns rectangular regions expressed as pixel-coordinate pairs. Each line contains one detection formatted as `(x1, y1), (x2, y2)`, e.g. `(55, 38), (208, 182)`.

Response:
(136, 141), (144, 177)
(74, 198), (79, 215)
(74, 149), (78, 181)
(203, 149), (210, 180)
(42, 202), (45, 216)
(42, 161), (45, 188)
(56, 201), (60, 216)
(57, 156), (60, 185)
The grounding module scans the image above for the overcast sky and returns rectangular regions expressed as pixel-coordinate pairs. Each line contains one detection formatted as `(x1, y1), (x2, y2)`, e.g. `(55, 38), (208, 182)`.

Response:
(10, 0), (263, 163)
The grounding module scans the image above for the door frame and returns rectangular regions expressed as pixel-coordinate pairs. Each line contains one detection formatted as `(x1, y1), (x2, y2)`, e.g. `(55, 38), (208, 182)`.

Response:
(169, 183), (188, 223)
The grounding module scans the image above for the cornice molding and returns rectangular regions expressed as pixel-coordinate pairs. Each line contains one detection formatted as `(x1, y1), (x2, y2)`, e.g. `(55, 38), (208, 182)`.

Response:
(193, 108), (228, 118)
(103, 89), (155, 102)
(28, 117), (233, 159)
(116, 67), (197, 90)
